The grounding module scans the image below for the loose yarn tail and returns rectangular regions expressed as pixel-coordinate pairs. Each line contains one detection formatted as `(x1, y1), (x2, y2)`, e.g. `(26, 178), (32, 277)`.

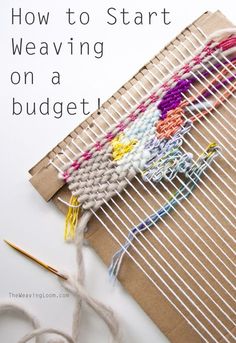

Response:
(72, 210), (90, 341)
(0, 302), (74, 343)
(67, 208), (121, 343)
(64, 196), (80, 241)
(60, 275), (121, 343)
(0, 210), (121, 343)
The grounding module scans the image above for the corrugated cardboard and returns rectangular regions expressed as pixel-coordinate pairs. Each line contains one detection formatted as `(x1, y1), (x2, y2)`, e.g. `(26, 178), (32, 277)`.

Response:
(29, 11), (236, 342)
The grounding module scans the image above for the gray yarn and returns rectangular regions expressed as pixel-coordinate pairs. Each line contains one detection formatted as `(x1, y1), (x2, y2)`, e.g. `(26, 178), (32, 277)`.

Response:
(69, 148), (136, 211)
(0, 212), (122, 343)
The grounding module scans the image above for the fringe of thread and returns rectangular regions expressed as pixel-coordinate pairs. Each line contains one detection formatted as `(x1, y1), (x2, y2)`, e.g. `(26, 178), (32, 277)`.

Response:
(64, 196), (80, 241)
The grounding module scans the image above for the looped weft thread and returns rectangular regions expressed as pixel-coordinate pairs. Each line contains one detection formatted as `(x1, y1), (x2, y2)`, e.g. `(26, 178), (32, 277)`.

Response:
(142, 147), (193, 183)
(144, 120), (192, 172)
(109, 143), (219, 278)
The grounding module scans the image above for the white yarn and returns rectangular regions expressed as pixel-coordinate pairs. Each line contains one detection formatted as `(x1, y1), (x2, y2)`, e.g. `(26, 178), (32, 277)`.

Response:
(207, 28), (236, 41)
(116, 106), (161, 173)
(0, 215), (121, 343)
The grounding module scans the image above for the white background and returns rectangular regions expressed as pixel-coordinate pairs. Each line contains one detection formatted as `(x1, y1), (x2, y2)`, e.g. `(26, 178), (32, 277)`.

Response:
(0, 1), (235, 342)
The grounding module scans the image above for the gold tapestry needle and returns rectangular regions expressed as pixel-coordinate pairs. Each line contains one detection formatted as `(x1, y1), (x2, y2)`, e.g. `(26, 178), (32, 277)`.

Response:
(4, 240), (67, 280)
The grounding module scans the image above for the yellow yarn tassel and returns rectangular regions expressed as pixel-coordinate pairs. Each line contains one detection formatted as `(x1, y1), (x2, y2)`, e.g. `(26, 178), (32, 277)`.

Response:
(111, 134), (138, 161)
(64, 196), (80, 241)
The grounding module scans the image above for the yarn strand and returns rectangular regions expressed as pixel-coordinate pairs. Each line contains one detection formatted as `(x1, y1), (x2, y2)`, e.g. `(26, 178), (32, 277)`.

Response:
(109, 143), (219, 278)
(0, 211), (121, 343)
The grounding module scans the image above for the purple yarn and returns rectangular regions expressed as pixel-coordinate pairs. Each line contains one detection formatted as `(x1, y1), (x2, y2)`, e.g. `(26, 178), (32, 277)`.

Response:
(200, 56), (236, 79)
(158, 78), (194, 120)
(157, 56), (236, 121)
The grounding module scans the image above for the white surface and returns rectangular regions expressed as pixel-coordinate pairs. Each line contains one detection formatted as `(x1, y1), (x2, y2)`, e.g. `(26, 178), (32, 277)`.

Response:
(0, 1), (235, 342)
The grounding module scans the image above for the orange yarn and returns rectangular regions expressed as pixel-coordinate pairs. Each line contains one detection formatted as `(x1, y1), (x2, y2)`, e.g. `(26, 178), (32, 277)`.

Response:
(156, 59), (236, 139)
(156, 107), (185, 139)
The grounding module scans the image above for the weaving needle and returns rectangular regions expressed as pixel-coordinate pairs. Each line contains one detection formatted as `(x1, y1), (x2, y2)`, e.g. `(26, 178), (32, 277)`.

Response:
(4, 239), (67, 280)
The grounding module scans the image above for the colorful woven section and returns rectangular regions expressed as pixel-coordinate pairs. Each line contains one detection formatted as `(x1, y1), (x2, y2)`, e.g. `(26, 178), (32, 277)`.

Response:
(59, 33), (236, 213)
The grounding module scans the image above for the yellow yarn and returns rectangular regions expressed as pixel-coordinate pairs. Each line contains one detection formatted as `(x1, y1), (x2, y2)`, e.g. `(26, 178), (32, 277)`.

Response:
(111, 134), (138, 161)
(205, 142), (217, 158)
(64, 196), (80, 241)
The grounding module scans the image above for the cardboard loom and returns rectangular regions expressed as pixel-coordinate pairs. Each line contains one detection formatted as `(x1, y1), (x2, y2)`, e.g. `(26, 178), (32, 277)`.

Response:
(29, 11), (236, 343)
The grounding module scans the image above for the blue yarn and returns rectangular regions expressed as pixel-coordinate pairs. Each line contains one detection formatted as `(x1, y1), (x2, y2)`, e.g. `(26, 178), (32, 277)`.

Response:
(108, 144), (219, 279)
